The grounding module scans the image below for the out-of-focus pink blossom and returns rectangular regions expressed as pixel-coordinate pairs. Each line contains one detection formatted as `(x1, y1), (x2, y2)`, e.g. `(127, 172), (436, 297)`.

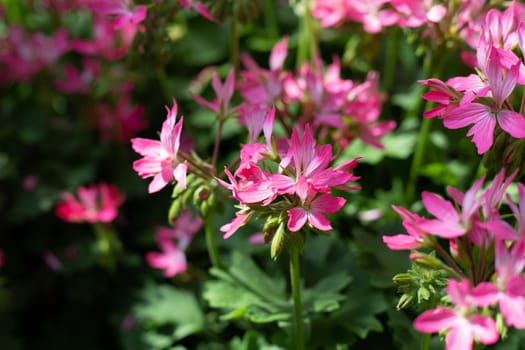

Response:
(55, 182), (125, 223)
(414, 279), (499, 350)
(145, 210), (202, 277)
(86, 0), (147, 30)
(54, 59), (99, 94)
(71, 15), (137, 60)
(95, 82), (147, 142)
(131, 100), (187, 193)
(237, 37), (289, 106)
(0, 26), (69, 84)
(193, 68), (236, 116)
(43, 251), (63, 272)
(22, 175), (39, 191)
(180, 0), (218, 22)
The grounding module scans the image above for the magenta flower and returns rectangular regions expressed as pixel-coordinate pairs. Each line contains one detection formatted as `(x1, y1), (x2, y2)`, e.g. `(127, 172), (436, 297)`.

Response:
(444, 48), (525, 154)
(55, 182), (125, 223)
(145, 210), (202, 277)
(288, 193), (345, 232)
(382, 205), (429, 250)
(237, 37), (289, 106)
(54, 59), (99, 94)
(193, 68), (236, 116)
(96, 82), (147, 142)
(131, 101), (188, 193)
(86, 0), (147, 29)
(414, 279), (499, 350)
(179, 0), (217, 22)
(471, 239), (525, 329)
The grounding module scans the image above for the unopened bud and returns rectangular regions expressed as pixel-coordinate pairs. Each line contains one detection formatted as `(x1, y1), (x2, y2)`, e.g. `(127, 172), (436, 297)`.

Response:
(409, 252), (442, 269)
(168, 198), (182, 224)
(396, 294), (414, 310)
(393, 273), (415, 286)
(270, 222), (286, 259)
(263, 217), (280, 243)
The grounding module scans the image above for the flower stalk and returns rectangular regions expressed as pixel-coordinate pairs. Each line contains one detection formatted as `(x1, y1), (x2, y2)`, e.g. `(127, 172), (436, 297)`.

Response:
(289, 246), (305, 350)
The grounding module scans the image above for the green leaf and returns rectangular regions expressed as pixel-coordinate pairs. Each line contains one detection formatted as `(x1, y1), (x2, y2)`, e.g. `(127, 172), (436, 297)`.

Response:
(204, 251), (289, 324)
(134, 284), (205, 342)
(302, 272), (352, 313)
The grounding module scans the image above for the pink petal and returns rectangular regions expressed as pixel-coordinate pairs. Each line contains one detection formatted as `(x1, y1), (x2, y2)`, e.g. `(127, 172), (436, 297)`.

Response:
(444, 103), (490, 129)
(422, 192), (459, 223)
(414, 307), (457, 333)
(288, 207), (308, 232)
(469, 315), (499, 345)
(445, 322), (473, 350)
(307, 211), (332, 231)
(382, 234), (421, 250)
(498, 109), (525, 138)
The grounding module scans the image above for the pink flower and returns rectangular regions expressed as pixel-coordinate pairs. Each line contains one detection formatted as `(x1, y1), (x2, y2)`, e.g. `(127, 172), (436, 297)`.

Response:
(179, 0), (218, 22)
(237, 37), (288, 106)
(71, 15), (136, 60)
(131, 100), (188, 193)
(288, 193), (345, 232)
(54, 59), (99, 94)
(86, 0), (147, 30)
(193, 68), (236, 116)
(414, 279), (499, 350)
(444, 48), (525, 154)
(55, 182), (125, 223)
(390, 0), (446, 28)
(145, 210), (202, 277)
(43, 251), (63, 272)
(382, 205), (429, 250)
(96, 82), (147, 142)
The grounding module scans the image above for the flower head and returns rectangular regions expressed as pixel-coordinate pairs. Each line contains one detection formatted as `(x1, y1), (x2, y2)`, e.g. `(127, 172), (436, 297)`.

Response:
(131, 100), (188, 193)
(55, 182), (125, 223)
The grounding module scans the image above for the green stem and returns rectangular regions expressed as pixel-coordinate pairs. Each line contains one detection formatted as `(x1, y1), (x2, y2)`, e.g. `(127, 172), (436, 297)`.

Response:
(406, 115), (433, 203)
(420, 333), (431, 350)
(205, 215), (223, 269)
(295, 0), (318, 68)
(230, 17), (240, 78)
(155, 66), (173, 102)
(211, 118), (224, 171)
(382, 27), (400, 94)
(290, 248), (304, 350)
(263, 0), (279, 38)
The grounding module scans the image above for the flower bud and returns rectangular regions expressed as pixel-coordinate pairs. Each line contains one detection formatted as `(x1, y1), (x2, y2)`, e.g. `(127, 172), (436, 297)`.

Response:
(409, 252), (442, 270)
(270, 222), (286, 259)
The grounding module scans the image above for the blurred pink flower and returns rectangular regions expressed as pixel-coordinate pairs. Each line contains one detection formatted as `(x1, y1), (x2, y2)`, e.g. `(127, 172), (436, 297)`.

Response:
(131, 100), (187, 193)
(54, 59), (99, 94)
(145, 210), (202, 277)
(43, 251), (63, 272)
(193, 68), (236, 116)
(55, 182), (125, 223)
(414, 279), (499, 350)
(180, 0), (217, 22)
(71, 15), (137, 60)
(86, 0), (147, 29)
(95, 82), (147, 142)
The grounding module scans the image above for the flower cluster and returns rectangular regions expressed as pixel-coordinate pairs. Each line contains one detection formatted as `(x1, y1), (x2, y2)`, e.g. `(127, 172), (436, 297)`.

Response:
(420, 5), (525, 155)
(55, 182), (125, 224)
(383, 169), (525, 349)
(219, 108), (360, 254)
(310, 0), (447, 33)
(237, 38), (396, 149)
